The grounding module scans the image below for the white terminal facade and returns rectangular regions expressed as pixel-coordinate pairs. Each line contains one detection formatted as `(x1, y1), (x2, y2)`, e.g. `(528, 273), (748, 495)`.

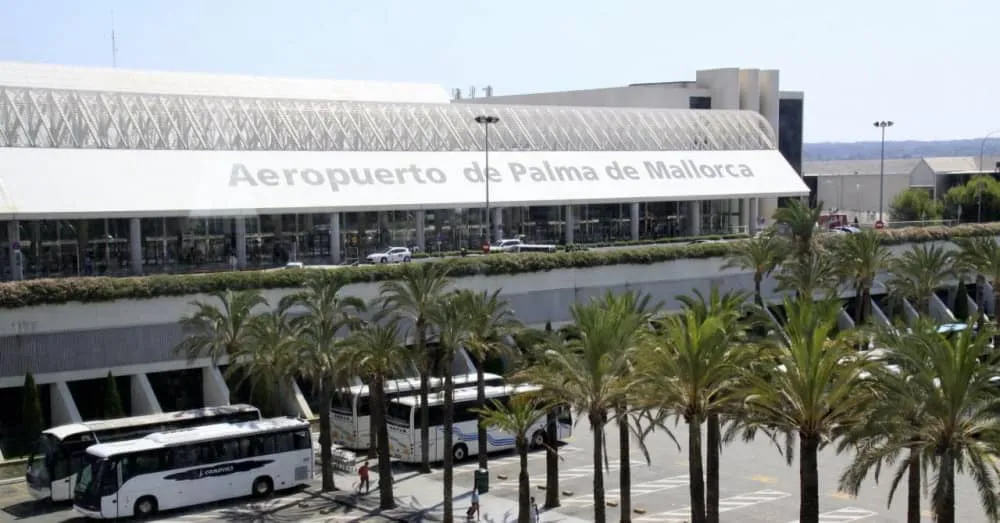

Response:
(0, 63), (808, 280)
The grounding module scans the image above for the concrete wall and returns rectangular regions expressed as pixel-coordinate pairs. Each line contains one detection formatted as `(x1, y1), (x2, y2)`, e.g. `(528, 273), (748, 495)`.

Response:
(462, 85), (700, 109)
(812, 174), (911, 213)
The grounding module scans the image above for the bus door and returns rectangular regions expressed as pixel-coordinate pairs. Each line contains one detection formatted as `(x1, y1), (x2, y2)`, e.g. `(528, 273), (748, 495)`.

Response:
(356, 394), (371, 449)
(99, 459), (121, 519)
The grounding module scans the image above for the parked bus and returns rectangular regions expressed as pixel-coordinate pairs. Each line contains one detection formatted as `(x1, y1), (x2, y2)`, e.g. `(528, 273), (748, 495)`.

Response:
(27, 404), (261, 502)
(73, 417), (312, 519)
(386, 384), (572, 463)
(331, 373), (504, 449)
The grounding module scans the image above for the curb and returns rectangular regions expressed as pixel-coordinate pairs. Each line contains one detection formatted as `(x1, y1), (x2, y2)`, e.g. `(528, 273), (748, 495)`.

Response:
(0, 477), (24, 486)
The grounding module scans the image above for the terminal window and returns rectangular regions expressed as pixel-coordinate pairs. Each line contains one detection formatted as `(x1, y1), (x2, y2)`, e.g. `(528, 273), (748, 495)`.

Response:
(689, 96), (712, 110)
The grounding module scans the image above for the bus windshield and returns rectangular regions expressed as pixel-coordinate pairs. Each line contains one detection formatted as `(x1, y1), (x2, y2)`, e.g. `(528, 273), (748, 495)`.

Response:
(26, 434), (59, 487)
(386, 402), (411, 426)
(74, 455), (101, 498)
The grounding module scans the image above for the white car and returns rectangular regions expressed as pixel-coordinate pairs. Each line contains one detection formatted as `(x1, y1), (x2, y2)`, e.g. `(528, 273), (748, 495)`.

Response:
(366, 247), (412, 264)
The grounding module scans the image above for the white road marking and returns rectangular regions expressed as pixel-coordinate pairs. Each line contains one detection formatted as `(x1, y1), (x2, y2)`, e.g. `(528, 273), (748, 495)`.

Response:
(448, 445), (584, 473)
(490, 458), (647, 488)
(636, 489), (792, 522)
(792, 507), (878, 523)
(560, 475), (690, 506)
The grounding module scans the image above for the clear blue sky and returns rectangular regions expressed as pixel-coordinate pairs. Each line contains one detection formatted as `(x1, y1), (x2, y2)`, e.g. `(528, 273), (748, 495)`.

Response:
(1, 0), (996, 143)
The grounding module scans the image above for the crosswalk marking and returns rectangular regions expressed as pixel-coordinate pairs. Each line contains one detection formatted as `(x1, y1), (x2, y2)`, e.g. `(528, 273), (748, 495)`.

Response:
(560, 475), (690, 506)
(636, 489), (791, 522)
(490, 459), (648, 488)
(788, 507), (878, 523)
(448, 445), (584, 473)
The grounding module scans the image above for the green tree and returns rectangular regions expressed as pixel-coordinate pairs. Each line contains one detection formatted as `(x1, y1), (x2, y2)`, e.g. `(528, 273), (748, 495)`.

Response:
(741, 297), (876, 523)
(944, 175), (1000, 222)
(225, 302), (300, 418)
(287, 273), (367, 492)
(175, 289), (267, 363)
(474, 395), (552, 523)
(101, 372), (126, 419)
(774, 250), (839, 300)
(722, 233), (788, 306)
(886, 243), (955, 315)
(953, 277), (970, 321)
(772, 199), (822, 260)
(955, 236), (1000, 332)
(378, 262), (451, 474)
(831, 230), (891, 323)
(21, 372), (44, 453)
(890, 188), (944, 222)
(342, 317), (414, 510)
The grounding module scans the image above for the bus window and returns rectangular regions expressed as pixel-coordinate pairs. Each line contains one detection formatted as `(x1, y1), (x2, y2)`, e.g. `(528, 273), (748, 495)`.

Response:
(293, 430), (311, 451)
(331, 392), (353, 414)
(98, 460), (119, 497)
(386, 403), (411, 425)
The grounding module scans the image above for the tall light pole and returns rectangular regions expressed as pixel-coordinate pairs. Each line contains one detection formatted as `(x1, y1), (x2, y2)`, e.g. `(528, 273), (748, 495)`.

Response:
(873, 120), (894, 222)
(475, 115), (500, 244)
(979, 129), (1000, 176)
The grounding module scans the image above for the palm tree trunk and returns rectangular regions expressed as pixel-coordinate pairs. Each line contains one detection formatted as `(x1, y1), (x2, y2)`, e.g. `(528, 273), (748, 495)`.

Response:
(936, 448), (956, 523)
(544, 409), (560, 509)
(798, 433), (820, 523)
(754, 272), (763, 307)
(368, 421), (377, 459)
(906, 447), (920, 523)
(318, 383), (335, 492)
(476, 357), (489, 470)
(992, 284), (1000, 341)
(442, 370), (456, 523)
(618, 405), (632, 523)
(687, 415), (707, 523)
(417, 324), (432, 474)
(590, 411), (607, 523)
(372, 376), (396, 510)
(861, 285), (871, 324)
(518, 438), (531, 523)
(706, 414), (721, 523)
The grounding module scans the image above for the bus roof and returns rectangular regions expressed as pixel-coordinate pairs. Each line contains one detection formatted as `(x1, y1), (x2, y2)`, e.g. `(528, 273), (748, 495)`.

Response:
(345, 373), (502, 397)
(392, 383), (542, 408)
(43, 404), (260, 441)
(86, 417), (309, 459)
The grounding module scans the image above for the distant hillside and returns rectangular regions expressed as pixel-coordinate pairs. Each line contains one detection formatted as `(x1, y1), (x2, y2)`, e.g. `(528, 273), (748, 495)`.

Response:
(804, 138), (1000, 161)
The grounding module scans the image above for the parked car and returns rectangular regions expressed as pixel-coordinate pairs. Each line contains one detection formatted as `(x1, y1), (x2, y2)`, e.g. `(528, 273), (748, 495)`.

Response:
(366, 247), (412, 264)
(832, 226), (862, 234)
(489, 238), (558, 253)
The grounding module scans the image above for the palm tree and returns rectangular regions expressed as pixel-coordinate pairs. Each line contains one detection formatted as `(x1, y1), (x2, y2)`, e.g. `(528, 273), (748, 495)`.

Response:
(772, 199), (822, 260)
(342, 316), (414, 510)
(831, 230), (891, 323)
(519, 293), (648, 523)
(955, 236), (1000, 331)
(774, 249), (840, 300)
(840, 319), (1000, 523)
(225, 303), (300, 417)
(886, 243), (955, 316)
(287, 273), (367, 492)
(722, 233), (788, 305)
(741, 296), (876, 523)
(378, 262), (451, 474)
(458, 289), (522, 471)
(427, 292), (474, 523)
(474, 394), (553, 523)
(175, 289), (266, 363)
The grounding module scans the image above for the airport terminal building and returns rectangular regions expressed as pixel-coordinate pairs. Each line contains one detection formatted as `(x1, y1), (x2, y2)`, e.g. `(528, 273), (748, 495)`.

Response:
(0, 63), (808, 280)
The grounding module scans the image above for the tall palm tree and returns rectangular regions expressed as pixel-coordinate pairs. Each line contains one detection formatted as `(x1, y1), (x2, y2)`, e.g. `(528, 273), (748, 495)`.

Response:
(287, 273), (367, 492)
(474, 394), (553, 523)
(457, 289), (522, 471)
(772, 199), (822, 260)
(175, 289), (266, 363)
(342, 316), (413, 510)
(633, 307), (744, 523)
(722, 233), (789, 305)
(955, 236), (1000, 331)
(831, 230), (891, 323)
(519, 293), (647, 523)
(741, 296), (876, 523)
(840, 319), (1000, 523)
(427, 292), (474, 523)
(225, 303), (300, 417)
(886, 243), (955, 316)
(676, 288), (751, 523)
(774, 249), (840, 300)
(378, 262), (451, 474)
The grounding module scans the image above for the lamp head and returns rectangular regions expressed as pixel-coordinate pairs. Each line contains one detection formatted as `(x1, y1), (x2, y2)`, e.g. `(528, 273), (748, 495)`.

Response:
(475, 115), (500, 124)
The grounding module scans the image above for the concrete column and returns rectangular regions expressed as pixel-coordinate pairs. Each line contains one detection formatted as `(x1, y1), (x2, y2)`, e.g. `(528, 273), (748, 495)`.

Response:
(50, 381), (82, 426)
(748, 198), (759, 235)
(414, 210), (426, 252)
(330, 213), (342, 264)
(30, 221), (40, 262)
(202, 366), (231, 407)
(630, 202), (641, 241)
(128, 218), (143, 276)
(564, 206), (575, 244)
(687, 201), (702, 236)
(7, 220), (22, 281)
(130, 374), (162, 414)
(740, 199), (750, 234)
(284, 379), (314, 419)
(234, 217), (247, 269)
(492, 207), (503, 241)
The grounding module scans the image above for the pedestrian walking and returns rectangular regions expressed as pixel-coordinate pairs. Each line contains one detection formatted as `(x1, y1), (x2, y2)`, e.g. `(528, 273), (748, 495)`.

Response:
(357, 461), (371, 494)
(529, 496), (540, 523)
(465, 488), (480, 520)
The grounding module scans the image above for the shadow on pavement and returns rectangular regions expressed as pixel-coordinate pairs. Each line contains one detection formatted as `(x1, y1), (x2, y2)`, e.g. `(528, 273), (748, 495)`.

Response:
(1, 499), (69, 520)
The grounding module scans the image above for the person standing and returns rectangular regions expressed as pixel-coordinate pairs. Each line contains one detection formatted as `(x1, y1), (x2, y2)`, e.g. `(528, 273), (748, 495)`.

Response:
(529, 496), (540, 523)
(357, 461), (371, 494)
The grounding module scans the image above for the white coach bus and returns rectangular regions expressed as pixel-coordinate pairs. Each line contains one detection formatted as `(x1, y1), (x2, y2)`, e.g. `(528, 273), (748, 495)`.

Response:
(331, 372), (504, 449)
(26, 404), (262, 502)
(386, 384), (572, 463)
(72, 417), (312, 519)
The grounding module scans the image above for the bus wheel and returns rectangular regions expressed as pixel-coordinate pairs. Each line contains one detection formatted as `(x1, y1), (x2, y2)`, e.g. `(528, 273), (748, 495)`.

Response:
(252, 476), (274, 497)
(452, 443), (469, 462)
(531, 430), (547, 449)
(134, 496), (158, 518)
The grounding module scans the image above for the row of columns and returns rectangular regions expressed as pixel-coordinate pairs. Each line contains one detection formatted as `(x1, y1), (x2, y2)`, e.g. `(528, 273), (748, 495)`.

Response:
(4, 201), (763, 280)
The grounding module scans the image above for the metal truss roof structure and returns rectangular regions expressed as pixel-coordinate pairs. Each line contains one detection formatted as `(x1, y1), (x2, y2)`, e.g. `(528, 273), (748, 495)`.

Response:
(0, 85), (777, 152)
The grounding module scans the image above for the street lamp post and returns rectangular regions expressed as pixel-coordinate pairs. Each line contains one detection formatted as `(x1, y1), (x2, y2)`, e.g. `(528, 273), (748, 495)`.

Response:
(979, 129), (1000, 175)
(475, 115), (500, 245)
(873, 120), (894, 223)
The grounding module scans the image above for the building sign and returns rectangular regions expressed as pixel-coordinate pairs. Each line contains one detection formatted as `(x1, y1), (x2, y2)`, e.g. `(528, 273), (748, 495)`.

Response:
(0, 148), (809, 219)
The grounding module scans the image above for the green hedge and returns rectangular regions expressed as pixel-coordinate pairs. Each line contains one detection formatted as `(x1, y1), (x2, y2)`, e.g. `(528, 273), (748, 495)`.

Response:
(2, 223), (1000, 310)
(408, 233), (748, 258)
